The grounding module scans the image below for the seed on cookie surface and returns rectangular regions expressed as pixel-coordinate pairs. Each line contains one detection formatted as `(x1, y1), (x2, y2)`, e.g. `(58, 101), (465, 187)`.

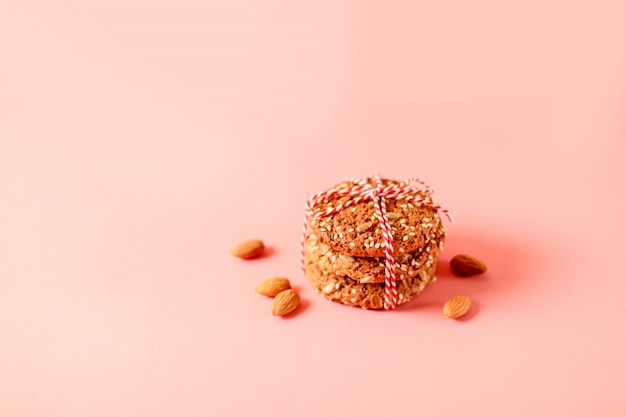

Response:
(322, 282), (335, 294)
(356, 221), (373, 233)
(339, 254), (355, 263)
(386, 212), (401, 219)
(370, 294), (383, 309)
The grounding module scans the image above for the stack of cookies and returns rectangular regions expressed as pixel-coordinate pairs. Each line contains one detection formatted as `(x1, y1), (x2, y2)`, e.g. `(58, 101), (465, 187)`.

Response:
(302, 178), (447, 309)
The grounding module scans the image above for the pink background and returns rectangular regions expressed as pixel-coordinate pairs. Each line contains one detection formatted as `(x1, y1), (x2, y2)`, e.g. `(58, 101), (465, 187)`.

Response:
(1, 0), (626, 416)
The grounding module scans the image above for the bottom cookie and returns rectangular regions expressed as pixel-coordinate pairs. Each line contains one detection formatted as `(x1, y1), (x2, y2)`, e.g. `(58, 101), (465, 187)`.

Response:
(305, 261), (437, 310)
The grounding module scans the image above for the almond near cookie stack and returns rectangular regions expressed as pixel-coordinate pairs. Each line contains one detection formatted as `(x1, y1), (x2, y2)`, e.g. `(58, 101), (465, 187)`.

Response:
(301, 176), (450, 310)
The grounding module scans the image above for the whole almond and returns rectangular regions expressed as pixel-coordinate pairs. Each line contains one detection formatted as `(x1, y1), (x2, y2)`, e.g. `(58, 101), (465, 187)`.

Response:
(256, 277), (291, 297)
(370, 294), (383, 309)
(271, 289), (300, 316)
(450, 254), (487, 276)
(230, 239), (265, 259)
(443, 295), (471, 319)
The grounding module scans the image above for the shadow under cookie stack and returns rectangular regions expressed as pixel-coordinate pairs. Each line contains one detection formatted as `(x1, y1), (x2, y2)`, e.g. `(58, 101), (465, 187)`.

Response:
(302, 177), (449, 310)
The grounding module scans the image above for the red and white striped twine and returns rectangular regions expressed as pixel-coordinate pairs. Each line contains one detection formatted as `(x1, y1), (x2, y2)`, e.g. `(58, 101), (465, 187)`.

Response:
(300, 175), (452, 310)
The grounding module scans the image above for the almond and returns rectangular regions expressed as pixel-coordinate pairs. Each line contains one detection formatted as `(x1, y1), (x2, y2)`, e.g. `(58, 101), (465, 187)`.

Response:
(322, 282), (336, 294)
(338, 254), (355, 263)
(356, 221), (373, 233)
(255, 277), (291, 297)
(450, 254), (487, 276)
(271, 289), (300, 316)
(230, 239), (265, 259)
(443, 295), (471, 319)
(370, 294), (383, 309)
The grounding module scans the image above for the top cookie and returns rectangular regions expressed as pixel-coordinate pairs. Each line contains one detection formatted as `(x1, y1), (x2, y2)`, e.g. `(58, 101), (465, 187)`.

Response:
(307, 178), (444, 257)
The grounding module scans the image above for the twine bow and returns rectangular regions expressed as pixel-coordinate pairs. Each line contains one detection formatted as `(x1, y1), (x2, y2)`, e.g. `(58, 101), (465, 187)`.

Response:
(300, 175), (452, 310)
